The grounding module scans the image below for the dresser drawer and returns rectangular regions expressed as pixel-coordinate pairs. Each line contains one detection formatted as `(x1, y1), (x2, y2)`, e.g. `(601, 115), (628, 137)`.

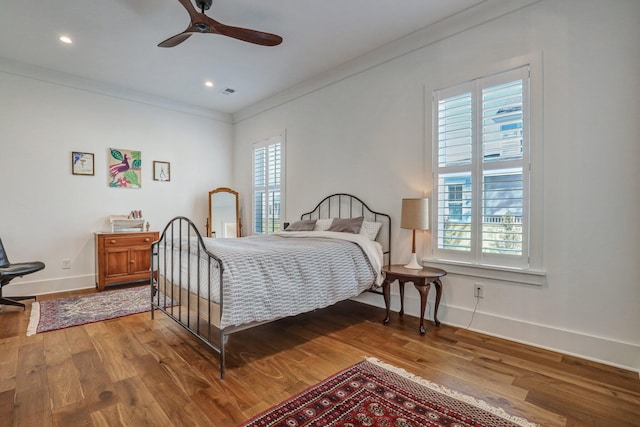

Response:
(100, 233), (156, 248)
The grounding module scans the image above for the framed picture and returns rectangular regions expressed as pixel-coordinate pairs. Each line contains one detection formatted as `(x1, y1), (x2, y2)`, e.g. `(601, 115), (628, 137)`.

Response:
(109, 148), (141, 188)
(72, 152), (94, 176)
(153, 161), (170, 182)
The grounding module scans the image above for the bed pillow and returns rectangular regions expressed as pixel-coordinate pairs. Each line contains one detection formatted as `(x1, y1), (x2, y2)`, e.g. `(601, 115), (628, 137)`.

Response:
(359, 220), (383, 241)
(327, 216), (364, 234)
(313, 218), (334, 231)
(284, 219), (317, 231)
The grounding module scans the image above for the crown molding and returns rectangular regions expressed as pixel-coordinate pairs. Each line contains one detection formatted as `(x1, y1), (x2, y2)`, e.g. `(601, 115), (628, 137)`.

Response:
(0, 56), (233, 124)
(233, 0), (542, 124)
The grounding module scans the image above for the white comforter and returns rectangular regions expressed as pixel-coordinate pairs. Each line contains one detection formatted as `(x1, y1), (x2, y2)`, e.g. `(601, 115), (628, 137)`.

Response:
(157, 231), (383, 329)
(274, 230), (384, 285)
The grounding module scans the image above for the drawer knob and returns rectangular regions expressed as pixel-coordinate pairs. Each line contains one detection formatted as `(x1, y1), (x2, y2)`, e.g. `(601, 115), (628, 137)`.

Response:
(130, 260), (135, 264)
(145, 238), (150, 242)
(110, 240), (116, 244)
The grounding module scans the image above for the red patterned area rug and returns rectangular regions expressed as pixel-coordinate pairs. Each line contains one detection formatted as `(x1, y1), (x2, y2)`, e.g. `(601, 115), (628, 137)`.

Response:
(241, 357), (538, 427)
(26, 286), (162, 336)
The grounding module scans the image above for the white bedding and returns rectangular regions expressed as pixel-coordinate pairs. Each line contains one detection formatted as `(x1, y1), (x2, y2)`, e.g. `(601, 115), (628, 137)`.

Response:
(157, 231), (383, 329)
(275, 230), (384, 284)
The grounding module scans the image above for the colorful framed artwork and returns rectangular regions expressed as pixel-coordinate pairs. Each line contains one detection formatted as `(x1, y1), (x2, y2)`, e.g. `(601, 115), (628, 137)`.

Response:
(153, 161), (171, 182)
(108, 148), (141, 188)
(72, 152), (94, 176)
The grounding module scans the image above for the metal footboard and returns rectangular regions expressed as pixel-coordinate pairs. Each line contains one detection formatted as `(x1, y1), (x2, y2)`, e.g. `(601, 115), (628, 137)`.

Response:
(150, 216), (229, 378)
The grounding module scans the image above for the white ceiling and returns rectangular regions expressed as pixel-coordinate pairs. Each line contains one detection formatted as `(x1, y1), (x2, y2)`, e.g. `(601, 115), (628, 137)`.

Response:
(0, 0), (486, 115)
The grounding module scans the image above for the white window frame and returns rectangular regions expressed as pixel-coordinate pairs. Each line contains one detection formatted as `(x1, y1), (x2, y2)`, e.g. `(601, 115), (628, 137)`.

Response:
(431, 64), (542, 278)
(252, 133), (286, 235)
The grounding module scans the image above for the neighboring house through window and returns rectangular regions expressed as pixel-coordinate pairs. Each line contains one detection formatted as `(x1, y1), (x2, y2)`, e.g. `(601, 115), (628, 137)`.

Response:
(433, 66), (530, 269)
(253, 135), (285, 234)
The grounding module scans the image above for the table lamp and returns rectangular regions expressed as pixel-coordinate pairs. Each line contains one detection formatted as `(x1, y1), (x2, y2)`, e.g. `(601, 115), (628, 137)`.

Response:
(401, 198), (429, 269)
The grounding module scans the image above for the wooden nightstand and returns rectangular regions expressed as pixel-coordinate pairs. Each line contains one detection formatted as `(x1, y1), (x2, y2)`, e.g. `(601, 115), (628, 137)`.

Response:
(382, 264), (447, 335)
(94, 231), (159, 291)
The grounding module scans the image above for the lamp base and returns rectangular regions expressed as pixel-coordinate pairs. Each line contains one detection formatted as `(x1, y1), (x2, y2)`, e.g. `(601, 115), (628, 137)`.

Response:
(404, 253), (423, 270)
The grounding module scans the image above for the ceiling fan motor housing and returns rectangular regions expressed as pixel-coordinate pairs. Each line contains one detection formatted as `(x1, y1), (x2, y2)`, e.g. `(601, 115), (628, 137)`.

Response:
(194, 22), (210, 32)
(196, 0), (212, 11)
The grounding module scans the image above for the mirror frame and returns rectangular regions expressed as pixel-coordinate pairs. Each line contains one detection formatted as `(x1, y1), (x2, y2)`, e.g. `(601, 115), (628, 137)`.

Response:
(208, 187), (241, 238)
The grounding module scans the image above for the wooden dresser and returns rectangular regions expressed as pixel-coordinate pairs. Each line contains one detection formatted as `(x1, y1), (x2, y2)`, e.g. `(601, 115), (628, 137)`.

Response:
(94, 231), (159, 291)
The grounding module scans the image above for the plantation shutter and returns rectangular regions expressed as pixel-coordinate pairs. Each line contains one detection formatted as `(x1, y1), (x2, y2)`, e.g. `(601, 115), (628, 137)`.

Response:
(254, 146), (266, 234)
(253, 136), (284, 234)
(433, 66), (530, 268)
(481, 77), (525, 258)
(436, 87), (473, 254)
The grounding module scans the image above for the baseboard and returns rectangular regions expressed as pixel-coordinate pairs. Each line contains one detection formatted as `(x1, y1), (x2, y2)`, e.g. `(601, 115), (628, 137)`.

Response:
(355, 292), (640, 374)
(6, 278), (638, 373)
(2, 274), (95, 297)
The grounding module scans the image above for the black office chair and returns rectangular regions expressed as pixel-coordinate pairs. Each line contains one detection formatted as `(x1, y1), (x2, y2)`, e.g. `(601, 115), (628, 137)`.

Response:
(0, 238), (45, 309)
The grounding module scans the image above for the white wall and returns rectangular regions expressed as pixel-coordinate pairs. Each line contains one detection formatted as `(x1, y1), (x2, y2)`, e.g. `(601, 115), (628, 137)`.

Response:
(0, 67), (234, 296)
(233, 0), (640, 371)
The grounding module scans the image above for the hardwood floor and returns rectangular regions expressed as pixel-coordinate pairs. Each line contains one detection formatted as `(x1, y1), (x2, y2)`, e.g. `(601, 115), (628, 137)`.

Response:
(0, 287), (638, 426)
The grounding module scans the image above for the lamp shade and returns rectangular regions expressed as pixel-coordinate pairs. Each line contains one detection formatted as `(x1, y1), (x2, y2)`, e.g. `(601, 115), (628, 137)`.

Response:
(400, 198), (429, 230)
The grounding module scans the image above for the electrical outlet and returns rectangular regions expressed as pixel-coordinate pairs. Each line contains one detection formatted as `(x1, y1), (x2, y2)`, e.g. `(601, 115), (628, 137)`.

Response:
(474, 283), (484, 298)
(62, 259), (71, 269)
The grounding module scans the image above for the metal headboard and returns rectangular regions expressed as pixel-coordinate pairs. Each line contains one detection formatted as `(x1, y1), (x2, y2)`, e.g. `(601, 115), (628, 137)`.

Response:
(300, 193), (391, 267)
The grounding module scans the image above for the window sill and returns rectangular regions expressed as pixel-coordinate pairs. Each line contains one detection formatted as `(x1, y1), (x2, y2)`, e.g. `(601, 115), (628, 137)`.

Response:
(422, 258), (546, 286)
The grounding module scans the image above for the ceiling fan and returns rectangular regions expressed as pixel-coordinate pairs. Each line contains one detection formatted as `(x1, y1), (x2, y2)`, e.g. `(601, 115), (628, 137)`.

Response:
(158, 0), (283, 48)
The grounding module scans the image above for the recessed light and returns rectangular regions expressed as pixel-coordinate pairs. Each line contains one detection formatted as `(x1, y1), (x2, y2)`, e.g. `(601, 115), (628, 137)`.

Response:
(59, 36), (73, 44)
(204, 81), (214, 88)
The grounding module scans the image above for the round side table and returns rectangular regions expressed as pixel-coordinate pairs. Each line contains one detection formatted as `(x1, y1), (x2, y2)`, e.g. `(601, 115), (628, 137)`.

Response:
(381, 264), (447, 335)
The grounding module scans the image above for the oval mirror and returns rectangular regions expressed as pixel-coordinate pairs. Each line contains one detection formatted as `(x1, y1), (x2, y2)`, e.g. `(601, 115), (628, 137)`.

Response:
(208, 187), (240, 238)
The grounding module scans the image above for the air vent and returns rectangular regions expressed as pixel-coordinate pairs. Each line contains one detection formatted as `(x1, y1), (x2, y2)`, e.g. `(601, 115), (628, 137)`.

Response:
(219, 87), (236, 96)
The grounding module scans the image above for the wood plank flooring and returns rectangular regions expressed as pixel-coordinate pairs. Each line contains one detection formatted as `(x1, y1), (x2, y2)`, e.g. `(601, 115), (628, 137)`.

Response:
(0, 286), (638, 426)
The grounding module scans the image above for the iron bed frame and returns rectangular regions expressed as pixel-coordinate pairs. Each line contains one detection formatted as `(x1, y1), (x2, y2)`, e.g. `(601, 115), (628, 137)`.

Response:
(150, 193), (391, 379)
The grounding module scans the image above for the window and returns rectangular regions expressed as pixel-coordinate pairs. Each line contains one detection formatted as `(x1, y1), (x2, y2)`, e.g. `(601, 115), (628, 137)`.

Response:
(447, 183), (464, 222)
(253, 135), (285, 234)
(433, 66), (530, 269)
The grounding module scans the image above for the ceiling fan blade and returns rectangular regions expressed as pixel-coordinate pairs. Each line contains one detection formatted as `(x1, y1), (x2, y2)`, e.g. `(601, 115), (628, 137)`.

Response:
(158, 31), (194, 48)
(158, 0), (201, 47)
(160, 0), (283, 47)
(210, 22), (283, 46)
(177, 0), (201, 21)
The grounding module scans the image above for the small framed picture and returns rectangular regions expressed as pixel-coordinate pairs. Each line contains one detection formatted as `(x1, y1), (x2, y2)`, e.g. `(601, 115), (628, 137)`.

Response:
(153, 161), (170, 182)
(72, 152), (95, 176)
